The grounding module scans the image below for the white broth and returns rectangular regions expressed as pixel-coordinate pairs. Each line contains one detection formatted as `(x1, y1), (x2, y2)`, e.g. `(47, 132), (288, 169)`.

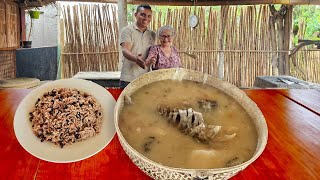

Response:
(119, 80), (257, 169)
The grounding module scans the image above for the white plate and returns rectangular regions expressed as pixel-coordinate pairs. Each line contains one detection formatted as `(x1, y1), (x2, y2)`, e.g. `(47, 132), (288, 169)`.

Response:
(14, 78), (116, 163)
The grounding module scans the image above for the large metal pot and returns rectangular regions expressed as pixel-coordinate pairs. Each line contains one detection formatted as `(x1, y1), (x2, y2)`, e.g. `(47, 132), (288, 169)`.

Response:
(114, 68), (268, 180)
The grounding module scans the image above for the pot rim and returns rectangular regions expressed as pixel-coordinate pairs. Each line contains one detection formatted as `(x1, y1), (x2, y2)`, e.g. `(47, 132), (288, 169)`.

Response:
(114, 68), (268, 174)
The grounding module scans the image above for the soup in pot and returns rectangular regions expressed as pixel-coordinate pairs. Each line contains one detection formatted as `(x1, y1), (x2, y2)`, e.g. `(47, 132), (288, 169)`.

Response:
(119, 79), (257, 169)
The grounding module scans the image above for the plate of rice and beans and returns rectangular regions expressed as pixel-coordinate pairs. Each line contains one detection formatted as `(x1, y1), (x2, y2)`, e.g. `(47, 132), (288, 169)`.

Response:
(14, 78), (116, 163)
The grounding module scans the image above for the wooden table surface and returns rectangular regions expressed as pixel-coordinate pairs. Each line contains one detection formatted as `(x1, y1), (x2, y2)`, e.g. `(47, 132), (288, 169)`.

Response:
(0, 88), (319, 180)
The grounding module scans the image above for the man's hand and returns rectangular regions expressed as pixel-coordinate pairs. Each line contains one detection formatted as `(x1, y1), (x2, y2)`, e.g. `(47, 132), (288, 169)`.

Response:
(120, 42), (146, 69)
(135, 53), (145, 69)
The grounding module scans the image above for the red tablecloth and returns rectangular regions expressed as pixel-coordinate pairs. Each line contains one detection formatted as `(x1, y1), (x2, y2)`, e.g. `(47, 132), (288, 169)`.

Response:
(0, 88), (319, 179)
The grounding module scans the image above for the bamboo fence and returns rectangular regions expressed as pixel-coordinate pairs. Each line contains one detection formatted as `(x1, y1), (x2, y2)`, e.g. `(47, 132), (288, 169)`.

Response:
(289, 20), (320, 83)
(0, 0), (19, 48)
(59, 4), (320, 87)
(60, 4), (119, 78)
(0, 0), (19, 79)
(291, 50), (320, 83)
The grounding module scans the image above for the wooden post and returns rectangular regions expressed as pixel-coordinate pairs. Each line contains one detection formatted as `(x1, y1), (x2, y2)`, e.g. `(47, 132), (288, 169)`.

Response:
(20, 7), (26, 42)
(269, 14), (278, 75)
(218, 5), (228, 80)
(57, 2), (64, 79)
(118, 0), (127, 70)
(284, 5), (292, 75)
(269, 5), (291, 75)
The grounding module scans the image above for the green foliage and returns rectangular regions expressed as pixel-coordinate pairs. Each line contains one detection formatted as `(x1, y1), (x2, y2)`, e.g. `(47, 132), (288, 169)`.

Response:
(127, 4), (136, 23)
(127, 5), (183, 24)
(127, 4), (320, 40)
(293, 5), (320, 38)
(127, 5), (220, 25)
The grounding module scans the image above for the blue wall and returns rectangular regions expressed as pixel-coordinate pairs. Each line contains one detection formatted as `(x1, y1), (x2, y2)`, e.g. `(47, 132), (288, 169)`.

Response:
(16, 46), (58, 80)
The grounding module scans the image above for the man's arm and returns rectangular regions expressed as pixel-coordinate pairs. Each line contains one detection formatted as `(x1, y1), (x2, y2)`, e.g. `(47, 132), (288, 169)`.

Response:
(120, 42), (145, 69)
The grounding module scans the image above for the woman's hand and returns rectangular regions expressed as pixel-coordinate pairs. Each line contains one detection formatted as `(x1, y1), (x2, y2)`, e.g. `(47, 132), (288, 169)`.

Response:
(145, 56), (157, 68)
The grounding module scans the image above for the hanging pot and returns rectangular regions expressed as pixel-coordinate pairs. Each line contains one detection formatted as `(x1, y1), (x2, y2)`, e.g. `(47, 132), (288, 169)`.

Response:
(29, 10), (40, 19)
(22, 41), (32, 48)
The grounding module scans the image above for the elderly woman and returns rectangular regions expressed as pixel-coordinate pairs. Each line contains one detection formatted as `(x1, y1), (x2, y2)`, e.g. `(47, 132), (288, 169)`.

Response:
(145, 25), (182, 70)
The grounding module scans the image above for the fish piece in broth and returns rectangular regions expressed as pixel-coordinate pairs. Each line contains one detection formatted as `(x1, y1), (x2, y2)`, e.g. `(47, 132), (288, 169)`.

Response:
(157, 105), (237, 143)
(197, 99), (217, 111)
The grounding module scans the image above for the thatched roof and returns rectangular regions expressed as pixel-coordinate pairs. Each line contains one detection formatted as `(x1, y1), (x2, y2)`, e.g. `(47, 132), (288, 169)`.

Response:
(12, 0), (320, 7)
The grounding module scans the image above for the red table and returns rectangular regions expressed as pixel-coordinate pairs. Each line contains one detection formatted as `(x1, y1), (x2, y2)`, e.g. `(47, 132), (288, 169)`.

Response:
(0, 88), (319, 179)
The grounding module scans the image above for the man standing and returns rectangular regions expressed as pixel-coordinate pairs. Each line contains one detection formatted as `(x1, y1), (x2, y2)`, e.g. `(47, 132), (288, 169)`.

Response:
(119, 4), (156, 88)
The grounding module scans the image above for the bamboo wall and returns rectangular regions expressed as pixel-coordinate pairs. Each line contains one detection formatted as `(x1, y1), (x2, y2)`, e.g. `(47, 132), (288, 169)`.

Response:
(290, 21), (320, 83)
(0, 0), (19, 79)
(0, 50), (16, 79)
(152, 5), (277, 87)
(60, 4), (119, 78)
(0, 0), (19, 48)
(59, 4), (320, 86)
(291, 50), (320, 83)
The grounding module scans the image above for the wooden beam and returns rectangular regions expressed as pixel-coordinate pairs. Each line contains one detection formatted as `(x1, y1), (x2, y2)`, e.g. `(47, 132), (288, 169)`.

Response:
(309, 0), (320, 4)
(0, 47), (19, 50)
(290, 40), (320, 57)
(35, 0), (320, 6)
(20, 7), (25, 41)
(127, 0), (319, 5)
(2, 0), (17, 6)
(8, 0), (320, 7)
(289, 0), (320, 5)
(284, 5), (292, 75)
(218, 5), (228, 79)
(70, 0), (280, 6)
(269, 4), (290, 75)
(118, 0), (127, 70)
(118, 0), (127, 31)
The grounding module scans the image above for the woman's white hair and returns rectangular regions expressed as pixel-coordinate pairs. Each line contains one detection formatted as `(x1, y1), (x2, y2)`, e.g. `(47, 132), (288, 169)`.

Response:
(157, 25), (175, 37)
